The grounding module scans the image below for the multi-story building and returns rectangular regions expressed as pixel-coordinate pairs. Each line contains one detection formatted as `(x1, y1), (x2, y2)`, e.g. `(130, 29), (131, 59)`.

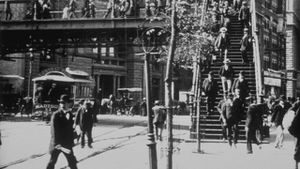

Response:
(286, 0), (300, 97)
(255, 0), (287, 97)
(0, 0), (170, 107)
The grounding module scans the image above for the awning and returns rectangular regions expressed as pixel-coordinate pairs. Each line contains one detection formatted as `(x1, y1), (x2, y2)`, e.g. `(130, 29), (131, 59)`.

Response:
(32, 75), (75, 82)
(0, 75), (24, 80)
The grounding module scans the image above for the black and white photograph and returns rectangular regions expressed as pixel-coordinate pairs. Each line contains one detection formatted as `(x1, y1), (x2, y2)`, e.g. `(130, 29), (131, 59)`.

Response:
(0, 0), (300, 169)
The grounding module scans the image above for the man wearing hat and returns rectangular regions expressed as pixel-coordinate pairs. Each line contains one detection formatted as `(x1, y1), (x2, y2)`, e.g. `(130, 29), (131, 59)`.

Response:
(238, 1), (250, 30)
(245, 95), (265, 154)
(232, 70), (250, 104)
(152, 100), (166, 141)
(219, 58), (235, 98)
(215, 27), (230, 62)
(222, 93), (240, 147)
(75, 100), (94, 148)
(240, 28), (253, 64)
(202, 71), (219, 115)
(46, 94), (78, 169)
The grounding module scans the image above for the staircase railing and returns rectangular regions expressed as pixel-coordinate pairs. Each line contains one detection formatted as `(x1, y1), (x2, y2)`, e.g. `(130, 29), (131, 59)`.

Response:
(250, 0), (263, 103)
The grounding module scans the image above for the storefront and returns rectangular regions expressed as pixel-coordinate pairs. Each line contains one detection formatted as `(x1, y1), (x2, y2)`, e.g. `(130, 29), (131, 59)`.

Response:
(263, 69), (285, 98)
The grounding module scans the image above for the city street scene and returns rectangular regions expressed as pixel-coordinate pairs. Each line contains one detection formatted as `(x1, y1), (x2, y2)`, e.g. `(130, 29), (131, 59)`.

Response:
(0, 0), (300, 169)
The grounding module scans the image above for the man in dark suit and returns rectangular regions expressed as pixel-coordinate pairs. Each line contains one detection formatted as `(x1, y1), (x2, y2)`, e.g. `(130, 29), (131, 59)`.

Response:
(216, 98), (227, 141)
(240, 28), (253, 64)
(238, 1), (250, 30)
(222, 93), (241, 147)
(75, 100), (94, 148)
(202, 71), (219, 115)
(46, 94), (78, 169)
(245, 96), (264, 154)
(232, 71), (250, 104)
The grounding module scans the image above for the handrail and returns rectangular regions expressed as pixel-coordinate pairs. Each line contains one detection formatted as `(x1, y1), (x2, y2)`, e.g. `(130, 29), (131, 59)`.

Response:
(250, 0), (263, 103)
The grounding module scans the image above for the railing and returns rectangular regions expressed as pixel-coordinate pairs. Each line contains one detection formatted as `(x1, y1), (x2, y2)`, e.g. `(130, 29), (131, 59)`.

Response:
(250, 0), (263, 103)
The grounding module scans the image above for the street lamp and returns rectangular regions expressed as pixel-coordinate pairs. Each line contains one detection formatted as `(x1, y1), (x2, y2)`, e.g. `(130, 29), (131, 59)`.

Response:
(134, 25), (170, 169)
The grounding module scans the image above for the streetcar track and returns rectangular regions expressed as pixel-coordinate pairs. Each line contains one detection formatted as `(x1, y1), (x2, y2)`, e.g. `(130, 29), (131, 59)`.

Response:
(0, 123), (145, 169)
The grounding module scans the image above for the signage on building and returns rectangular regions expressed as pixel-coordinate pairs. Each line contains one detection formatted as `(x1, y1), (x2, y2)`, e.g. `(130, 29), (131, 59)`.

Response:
(264, 77), (281, 87)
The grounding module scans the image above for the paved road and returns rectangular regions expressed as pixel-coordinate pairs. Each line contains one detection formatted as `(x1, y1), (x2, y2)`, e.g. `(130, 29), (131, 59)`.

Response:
(0, 115), (297, 169)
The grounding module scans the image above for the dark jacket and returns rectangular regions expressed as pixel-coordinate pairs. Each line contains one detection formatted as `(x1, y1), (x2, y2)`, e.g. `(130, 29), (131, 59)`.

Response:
(246, 103), (266, 128)
(75, 106), (94, 131)
(152, 105), (166, 124)
(215, 33), (230, 50)
(238, 6), (250, 21)
(289, 106), (300, 138)
(202, 78), (218, 97)
(240, 34), (252, 51)
(49, 109), (75, 152)
(222, 99), (240, 125)
(219, 65), (234, 79)
(232, 78), (250, 99)
(271, 104), (285, 127)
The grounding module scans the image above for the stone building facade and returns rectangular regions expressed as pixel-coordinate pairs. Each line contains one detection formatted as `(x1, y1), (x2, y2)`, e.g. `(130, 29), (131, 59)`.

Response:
(286, 0), (300, 97)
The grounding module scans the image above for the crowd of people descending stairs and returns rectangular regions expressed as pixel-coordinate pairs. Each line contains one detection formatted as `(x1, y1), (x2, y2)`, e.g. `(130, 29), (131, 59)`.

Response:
(200, 0), (261, 151)
(201, 0), (300, 157)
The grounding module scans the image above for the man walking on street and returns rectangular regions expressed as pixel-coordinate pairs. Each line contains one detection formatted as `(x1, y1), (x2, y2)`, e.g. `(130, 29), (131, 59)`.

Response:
(46, 94), (78, 169)
(152, 100), (166, 141)
(75, 100), (94, 148)
(245, 96), (263, 154)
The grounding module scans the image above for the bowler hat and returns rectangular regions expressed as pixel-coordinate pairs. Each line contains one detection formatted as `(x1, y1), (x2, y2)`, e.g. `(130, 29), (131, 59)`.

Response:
(58, 94), (72, 103)
(154, 100), (160, 105)
(220, 27), (227, 32)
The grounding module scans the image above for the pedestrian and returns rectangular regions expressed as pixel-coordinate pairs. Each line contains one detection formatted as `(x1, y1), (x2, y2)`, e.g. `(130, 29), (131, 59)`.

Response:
(75, 100), (94, 148)
(202, 71), (218, 115)
(232, 0), (242, 11)
(42, 0), (51, 19)
(152, 100), (166, 141)
(220, 1), (231, 31)
(89, 0), (96, 18)
(222, 93), (239, 147)
(271, 97), (286, 149)
(140, 97), (147, 116)
(108, 94), (116, 114)
(231, 70), (250, 104)
(245, 96), (263, 154)
(238, 1), (250, 30)
(46, 94), (78, 169)
(214, 27), (230, 61)
(68, 0), (77, 18)
(62, 4), (69, 19)
(240, 28), (253, 64)
(103, 0), (115, 18)
(287, 103), (300, 169)
(219, 58), (234, 99)
(4, 1), (13, 20)
(216, 97), (227, 141)
(81, 0), (90, 17)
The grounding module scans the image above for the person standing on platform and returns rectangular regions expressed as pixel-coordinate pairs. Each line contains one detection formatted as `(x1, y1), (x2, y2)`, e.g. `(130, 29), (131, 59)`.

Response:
(202, 71), (219, 115)
(4, 1), (13, 20)
(46, 94), (77, 169)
